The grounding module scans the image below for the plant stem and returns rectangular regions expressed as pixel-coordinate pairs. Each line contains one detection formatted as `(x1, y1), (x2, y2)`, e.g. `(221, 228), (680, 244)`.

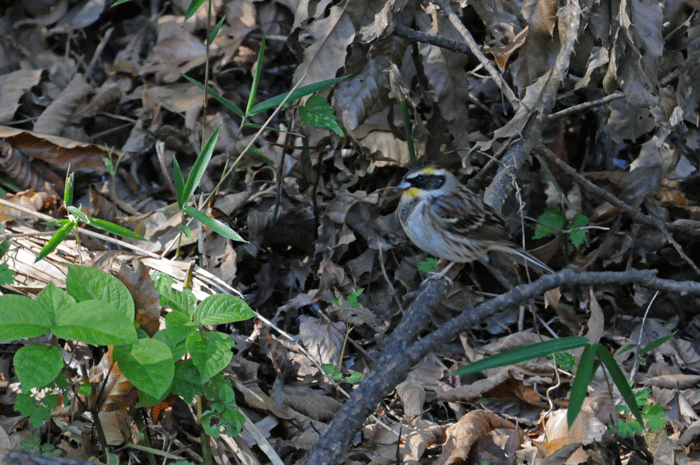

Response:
(196, 395), (213, 465)
(80, 363), (109, 459)
(401, 100), (415, 166)
(133, 408), (157, 465)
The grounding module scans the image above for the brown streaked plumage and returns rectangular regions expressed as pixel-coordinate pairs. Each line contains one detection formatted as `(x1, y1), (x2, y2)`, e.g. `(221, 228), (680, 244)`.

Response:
(397, 165), (553, 274)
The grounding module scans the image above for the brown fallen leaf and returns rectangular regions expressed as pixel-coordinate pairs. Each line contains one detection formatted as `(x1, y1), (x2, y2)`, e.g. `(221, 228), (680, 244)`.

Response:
(0, 125), (119, 171)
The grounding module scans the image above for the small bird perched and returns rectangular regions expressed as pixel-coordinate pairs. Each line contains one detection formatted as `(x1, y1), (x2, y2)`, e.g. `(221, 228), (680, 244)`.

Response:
(397, 165), (554, 275)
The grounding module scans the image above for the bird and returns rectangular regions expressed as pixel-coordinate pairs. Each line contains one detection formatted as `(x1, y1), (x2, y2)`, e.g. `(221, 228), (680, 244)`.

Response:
(396, 165), (554, 276)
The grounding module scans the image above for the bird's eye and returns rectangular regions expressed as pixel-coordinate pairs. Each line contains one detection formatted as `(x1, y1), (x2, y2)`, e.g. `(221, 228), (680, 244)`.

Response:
(414, 175), (426, 184)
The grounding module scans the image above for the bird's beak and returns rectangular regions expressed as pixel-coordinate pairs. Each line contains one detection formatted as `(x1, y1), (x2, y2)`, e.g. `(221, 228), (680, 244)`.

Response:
(397, 180), (411, 190)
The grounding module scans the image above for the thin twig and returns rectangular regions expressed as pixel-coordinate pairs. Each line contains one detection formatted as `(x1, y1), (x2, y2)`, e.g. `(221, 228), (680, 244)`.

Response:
(532, 143), (700, 238)
(303, 268), (700, 464)
(547, 92), (625, 120)
(430, 0), (520, 110)
(84, 28), (113, 82)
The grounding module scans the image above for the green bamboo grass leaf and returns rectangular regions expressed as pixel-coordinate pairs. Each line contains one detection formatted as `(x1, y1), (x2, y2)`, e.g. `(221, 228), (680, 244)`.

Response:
(184, 206), (246, 242)
(181, 74), (244, 118)
(45, 219), (69, 227)
(88, 216), (146, 241)
(242, 122), (303, 137)
(596, 344), (644, 425)
(209, 15), (226, 44)
(567, 343), (597, 426)
(249, 76), (349, 115)
(451, 337), (590, 376)
(112, 0), (132, 6)
(180, 126), (220, 207)
(173, 156), (185, 208)
(246, 36), (265, 116)
(639, 333), (675, 355)
(66, 206), (89, 223)
(64, 172), (74, 206)
(185, 0), (205, 19)
(36, 221), (75, 262)
(244, 147), (274, 165)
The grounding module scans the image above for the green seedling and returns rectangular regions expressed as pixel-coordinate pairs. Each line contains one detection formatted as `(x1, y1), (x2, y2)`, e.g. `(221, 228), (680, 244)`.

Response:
(534, 207), (590, 248)
(36, 171), (145, 262)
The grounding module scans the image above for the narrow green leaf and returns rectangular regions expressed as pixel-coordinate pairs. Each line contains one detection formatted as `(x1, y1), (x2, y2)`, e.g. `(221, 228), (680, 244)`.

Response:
(246, 36), (265, 116)
(36, 221), (75, 262)
(249, 76), (349, 115)
(242, 122), (303, 137)
(112, 0), (133, 6)
(44, 219), (69, 227)
(67, 206), (90, 223)
(125, 443), (186, 460)
(639, 332), (675, 355)
(103, 156), (114, 175)
(242, 147), (274, 165)
(87, 216), (146, 241)
(596, 345), (644, 425)
(184, 0), (205, 19)
(180, 126), (220, 206)
(616, 343), (637, 355)
(184, 206), (246, 242)
(194, 294), (255, 326)
(64, 171), (74, 206)
(208, 15), (226, 44)
(567, 343), (597, 426)
(451, 337), (590, 376)
(173, 156), (185, 208)
(15, 345), (64, 390)
(181, 74), (244, 117)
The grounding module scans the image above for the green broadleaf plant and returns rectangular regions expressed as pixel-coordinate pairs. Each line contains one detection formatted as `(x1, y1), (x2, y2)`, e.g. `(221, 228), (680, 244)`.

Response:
(534, 207), (590, 249)
(1, 264), (255, 440)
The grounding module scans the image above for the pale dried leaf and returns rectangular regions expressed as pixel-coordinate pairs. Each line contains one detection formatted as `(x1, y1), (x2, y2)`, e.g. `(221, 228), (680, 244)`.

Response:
(396, 374), (426, 422)
(33, 74), (94, 136)
(437, 410), (516, 465)
(541, 409), (605, 455)
(292, 1), (355, 90)
(0, 69), (43, 124)
(298, 316), (345, 366)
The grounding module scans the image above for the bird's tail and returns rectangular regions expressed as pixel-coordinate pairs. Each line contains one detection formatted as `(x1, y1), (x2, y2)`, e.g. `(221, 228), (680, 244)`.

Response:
(490, 244), (555, 274)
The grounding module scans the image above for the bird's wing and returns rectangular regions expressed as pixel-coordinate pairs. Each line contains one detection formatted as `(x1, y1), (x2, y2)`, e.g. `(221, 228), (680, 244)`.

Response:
(430, 189), (511, 243)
